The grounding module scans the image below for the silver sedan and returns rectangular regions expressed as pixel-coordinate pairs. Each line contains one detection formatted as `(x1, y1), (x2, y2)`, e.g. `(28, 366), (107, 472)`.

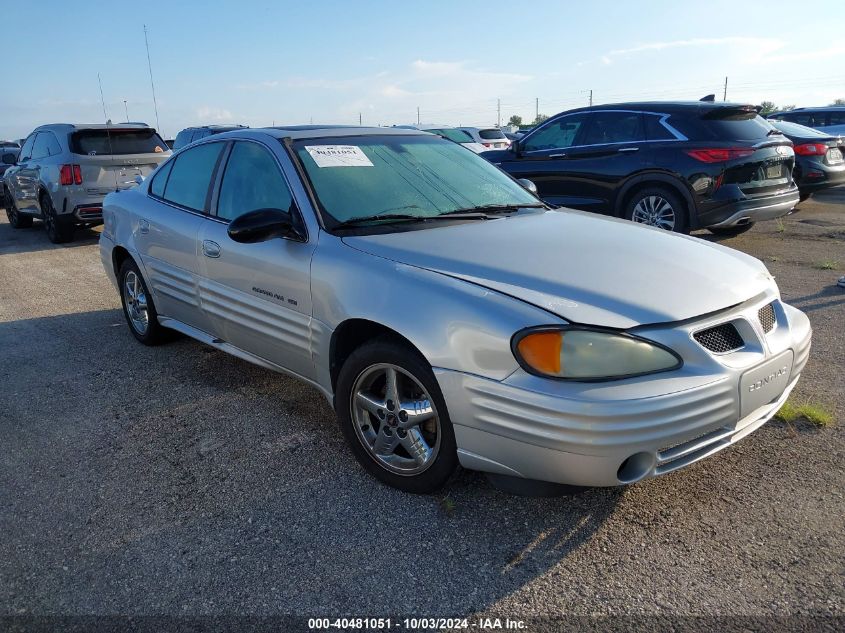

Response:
(99, 126), (811, 493)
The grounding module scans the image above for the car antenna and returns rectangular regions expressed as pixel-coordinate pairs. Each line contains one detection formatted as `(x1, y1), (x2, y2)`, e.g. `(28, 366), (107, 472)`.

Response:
(97, 73), (119, 192)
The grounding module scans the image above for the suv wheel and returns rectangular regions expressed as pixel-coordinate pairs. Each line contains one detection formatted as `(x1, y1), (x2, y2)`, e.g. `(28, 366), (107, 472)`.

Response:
(118, 259), (169, 345)
(625, 187), (688, 233)
(40, 194), (74, 244)
(5, 189), (33, 228)
(707, 223), (755, 237)
(336, 336), (458, 493)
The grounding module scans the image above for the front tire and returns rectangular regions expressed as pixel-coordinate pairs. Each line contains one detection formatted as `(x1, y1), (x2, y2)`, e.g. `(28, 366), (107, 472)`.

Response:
(40, 193), (74, 243)
(707, 222), (755, 237)
(336, 336), (458, 493)
(5, 189), (33, 228)
(624, 186), (689, 233)
(118, 259), (169, 345)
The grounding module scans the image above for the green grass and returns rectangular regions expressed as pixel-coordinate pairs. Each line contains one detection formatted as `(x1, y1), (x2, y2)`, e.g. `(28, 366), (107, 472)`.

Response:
(776, 218), (786, 233)
(439, 496), (456, 516)
(813, 259), (839, 270)
(775, 400), (835, 427)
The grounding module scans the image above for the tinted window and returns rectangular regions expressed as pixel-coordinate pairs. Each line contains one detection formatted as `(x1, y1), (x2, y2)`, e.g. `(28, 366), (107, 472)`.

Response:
(70, 129), (168, 155)
(523, 114), (590, 151)
(669, 111), (774, 141)
(424, 128), (474, 143)
(828, 112), (845, 126)
(770, 120), (829, 138)
(18, 135), (35, 161)
(217, 142), (293, 222)
(478, 128), (506, 140)
(644, 115), (677, 141)
(161, 143), (224, 211)
(149, 159), (174, 197)
(31, 133), (52, 160)
(294, 135), (537, 225)
(778, 111), (815, 126)
(582, 112), (644, 145)
(44, 132), (62, 156)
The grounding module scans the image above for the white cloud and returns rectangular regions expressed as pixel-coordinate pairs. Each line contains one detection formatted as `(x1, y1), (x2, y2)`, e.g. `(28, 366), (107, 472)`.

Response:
(196, 106), (234, 122)
(597, 36), (785, 65)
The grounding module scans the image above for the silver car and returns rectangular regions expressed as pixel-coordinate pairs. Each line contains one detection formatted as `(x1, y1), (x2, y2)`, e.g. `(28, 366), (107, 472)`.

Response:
(3, 123), (170, 243)
(459, 126), (511, 149)
(99, 126), (812, 494)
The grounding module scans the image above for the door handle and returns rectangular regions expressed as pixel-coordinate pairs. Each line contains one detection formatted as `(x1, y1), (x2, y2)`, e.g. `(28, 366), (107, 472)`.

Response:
(617, 147), (640, 153)
(139, 218), (150, 234)
(202, 240), (221, 258)
(549, 152), (567, 158)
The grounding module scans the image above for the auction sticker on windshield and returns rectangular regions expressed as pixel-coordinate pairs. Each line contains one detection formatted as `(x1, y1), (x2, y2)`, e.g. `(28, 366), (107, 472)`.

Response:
(305, 145), (374, 167)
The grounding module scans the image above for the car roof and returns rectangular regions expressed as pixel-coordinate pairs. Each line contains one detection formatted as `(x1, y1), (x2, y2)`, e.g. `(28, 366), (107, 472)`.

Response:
(554, 101), (759, 116)
(32, 123), (155, 132)
(772, 106), (845, 112)
(182, 124), (249, 131)
(213, 125), (432, 141)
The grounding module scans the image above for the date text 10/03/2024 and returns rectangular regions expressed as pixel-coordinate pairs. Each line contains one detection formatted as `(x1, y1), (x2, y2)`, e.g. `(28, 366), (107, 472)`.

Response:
(308, 617), (527, 630)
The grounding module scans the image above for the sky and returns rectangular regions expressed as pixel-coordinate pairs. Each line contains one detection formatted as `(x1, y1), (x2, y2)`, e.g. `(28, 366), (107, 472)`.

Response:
(2, 0), (844, 140)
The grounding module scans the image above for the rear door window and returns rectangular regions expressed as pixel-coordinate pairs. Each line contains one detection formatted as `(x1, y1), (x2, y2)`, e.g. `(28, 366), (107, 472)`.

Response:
(70, 129), (167, 155)
(581, 111), (645, 145)
(160, 142), (225, 212)
(828, 112), (845, 126)
(523, 114), (591, 152)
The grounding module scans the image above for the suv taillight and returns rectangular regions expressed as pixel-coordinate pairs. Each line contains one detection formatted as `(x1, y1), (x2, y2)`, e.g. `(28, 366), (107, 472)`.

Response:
(793, 143), (828, 156)
(685, 148), (755, 163)
(59, 164), (83, 185)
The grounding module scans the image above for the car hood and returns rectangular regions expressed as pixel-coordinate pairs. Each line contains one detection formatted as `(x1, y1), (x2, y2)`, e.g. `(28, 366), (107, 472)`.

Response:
(341, 210), (775, 329)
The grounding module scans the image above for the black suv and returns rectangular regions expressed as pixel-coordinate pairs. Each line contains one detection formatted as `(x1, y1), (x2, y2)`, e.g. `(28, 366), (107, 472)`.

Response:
(172, 125), (248, 150)
(482, 102), (799, 235)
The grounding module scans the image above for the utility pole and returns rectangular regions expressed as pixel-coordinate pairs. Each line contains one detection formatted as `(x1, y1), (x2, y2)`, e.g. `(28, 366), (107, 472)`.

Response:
(497, 98), (501, 127)
(535, 97), (539, 122)
(723, 76), (728, 101)
(589, 90), (593, 107)
(417, 106), (420, 125)
(359, 112), (362, 126)
(123, 100), (129, 122)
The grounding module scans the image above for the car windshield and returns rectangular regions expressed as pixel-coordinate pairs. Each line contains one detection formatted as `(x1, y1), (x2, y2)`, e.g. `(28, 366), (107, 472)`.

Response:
(292, 135), (538, 227)
(424, 128), (474, 144)
(771, 120), (830, 138)
(70, 129), (168, 155)
(478, 128), (507, 140)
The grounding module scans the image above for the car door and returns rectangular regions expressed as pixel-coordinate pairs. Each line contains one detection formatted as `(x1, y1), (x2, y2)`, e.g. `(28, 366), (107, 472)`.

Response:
(9, 133), (42, 212)
(136, 141), (226, 333)
(495, 112), (592, 208)
(196, 139), (318, 381)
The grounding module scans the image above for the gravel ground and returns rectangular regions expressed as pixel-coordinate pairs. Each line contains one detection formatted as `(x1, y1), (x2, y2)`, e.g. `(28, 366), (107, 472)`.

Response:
(1, 191), (843, 629)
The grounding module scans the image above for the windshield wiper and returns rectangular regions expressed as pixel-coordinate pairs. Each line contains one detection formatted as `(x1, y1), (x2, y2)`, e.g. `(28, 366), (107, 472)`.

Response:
(334, 212), (491, 229)
(440, 203), (546, 216)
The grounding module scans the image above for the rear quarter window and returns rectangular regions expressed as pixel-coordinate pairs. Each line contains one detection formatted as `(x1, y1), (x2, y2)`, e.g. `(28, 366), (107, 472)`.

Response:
(668, 111), (774, 141)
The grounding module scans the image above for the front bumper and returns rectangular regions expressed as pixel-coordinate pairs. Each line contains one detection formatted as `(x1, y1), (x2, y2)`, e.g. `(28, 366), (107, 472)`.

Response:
(436, 297), (812, 487)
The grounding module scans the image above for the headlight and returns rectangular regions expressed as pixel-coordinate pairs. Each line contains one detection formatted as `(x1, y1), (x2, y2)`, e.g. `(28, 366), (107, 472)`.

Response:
(512, 327), (682, 381)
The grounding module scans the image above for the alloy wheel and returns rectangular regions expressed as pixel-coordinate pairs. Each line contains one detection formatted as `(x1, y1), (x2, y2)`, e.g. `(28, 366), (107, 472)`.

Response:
(350, 363), (441, 476)
(631, 195), (676, 231)
(122, 271), (150, 335)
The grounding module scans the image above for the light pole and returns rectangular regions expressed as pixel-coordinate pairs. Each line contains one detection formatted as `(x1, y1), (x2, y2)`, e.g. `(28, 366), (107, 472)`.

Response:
(123, 100), (129, 122)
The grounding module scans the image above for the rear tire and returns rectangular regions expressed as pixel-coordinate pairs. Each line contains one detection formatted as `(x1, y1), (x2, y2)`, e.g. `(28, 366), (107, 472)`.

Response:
(707, 223), (755, 237)
(624, 186), (689, 233)
(40, 193), (74, 243)
(335, 336), (458, 493)
(5, 189), (33, 228)
(118, 259), (170, 346)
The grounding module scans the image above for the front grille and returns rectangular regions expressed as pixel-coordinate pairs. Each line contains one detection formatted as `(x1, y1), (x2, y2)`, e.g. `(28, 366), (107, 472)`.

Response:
(693, 323), (744, 353)
(758, 303), (776, 334)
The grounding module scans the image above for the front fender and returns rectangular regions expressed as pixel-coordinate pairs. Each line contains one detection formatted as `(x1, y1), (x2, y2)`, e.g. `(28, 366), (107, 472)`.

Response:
(310, 233), (566, 386)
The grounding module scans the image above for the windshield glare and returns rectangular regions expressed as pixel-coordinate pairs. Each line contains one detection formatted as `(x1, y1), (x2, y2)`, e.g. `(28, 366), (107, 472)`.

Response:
(293, 135), (538, 226)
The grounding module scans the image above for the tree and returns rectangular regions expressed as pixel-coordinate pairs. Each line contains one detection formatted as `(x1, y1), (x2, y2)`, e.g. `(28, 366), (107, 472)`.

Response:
(532, 114), (549, 125)
(780, 104), (796, 111)
(831, 98), (845, 106)
(759, 101), (778, 116)
(507, 115), (522, 127)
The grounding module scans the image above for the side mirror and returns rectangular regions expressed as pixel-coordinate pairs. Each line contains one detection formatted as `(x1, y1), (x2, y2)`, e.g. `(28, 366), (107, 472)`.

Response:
(227, 208), (301, 243)
(1, 153), (16, 165)
(511, 140), (521, 155)
(518, 178), (538, 194)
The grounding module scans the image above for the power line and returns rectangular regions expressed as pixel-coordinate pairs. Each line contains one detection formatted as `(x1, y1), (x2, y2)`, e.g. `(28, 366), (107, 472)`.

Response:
(143, 25), (162, 135)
